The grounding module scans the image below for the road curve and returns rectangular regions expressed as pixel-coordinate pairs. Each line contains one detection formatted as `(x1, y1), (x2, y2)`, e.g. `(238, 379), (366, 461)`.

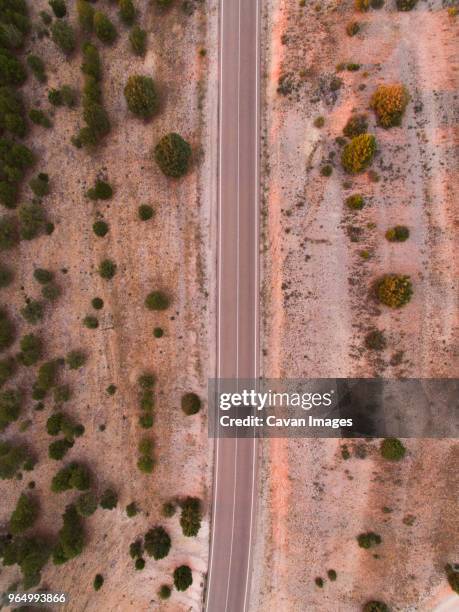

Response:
(205, 0), (260, 611)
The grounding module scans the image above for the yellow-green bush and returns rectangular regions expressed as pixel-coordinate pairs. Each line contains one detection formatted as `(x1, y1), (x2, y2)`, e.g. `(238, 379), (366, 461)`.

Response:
(341, 134), (376, 174)
(355, 0), (370, 11)
(376, 274), (413, 308)
(370, 84), (409, 128)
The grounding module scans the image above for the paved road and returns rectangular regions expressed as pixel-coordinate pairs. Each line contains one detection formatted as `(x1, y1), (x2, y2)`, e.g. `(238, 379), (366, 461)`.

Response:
(205, 0), (260, 610)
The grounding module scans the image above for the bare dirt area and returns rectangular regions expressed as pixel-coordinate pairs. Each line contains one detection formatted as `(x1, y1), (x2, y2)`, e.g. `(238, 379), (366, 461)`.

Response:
(253, 0), (458, 610)
(0, 1), (217, 610)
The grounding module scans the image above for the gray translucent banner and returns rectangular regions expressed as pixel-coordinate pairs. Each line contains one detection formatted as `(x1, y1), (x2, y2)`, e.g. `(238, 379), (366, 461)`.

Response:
(208, 379), (458, 438)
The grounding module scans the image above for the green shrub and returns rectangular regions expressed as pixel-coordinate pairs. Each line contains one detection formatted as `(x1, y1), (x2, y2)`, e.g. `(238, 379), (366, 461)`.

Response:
(29, 109), (52, 129)
(396, 0), (417, 10)
(82, 102), (110, 139)
(376, 274), (412, 308)
(66, 350), (86, 369)
(10, 493), (38, 535)
(49, 86), (76, 108)
(320, 164), (332, 177)
(42, 283), (61, 302)
(51, 463), (91, 493)
(94, 12), (117, 45)
(180, 497), (202, 537)
(51, 20), (76, 55)
(327, 569), (337, 581)
(99, 259), (117, 280)
(345, 194), (364, 210)
(0, 308), (15, 350)
(100, 488), (118, 510)
(341, 134), (376, 173)
(153, 327), (164, 338)
(0, 215), (18, 249)
(47, 412), (63, 435)
(29, 173), (50, 198)
(0, 49), (26, 87)
(138, 372), (155, 389)
(313, 116), (324, 128)
(19, 202), (46, 240)
(357, 531), (381, 549)
(53, 504), (84, 564)
(83, 76), (101, 105)
(144, 526), (171, 560)
(140, 389), (154, 411)
(138, 204), (154, 220)
(364, 329), (386, 351)
(156, 0), (173, 6)
(77, 0), (95, 32)
(93, 573), (104, 591)
(40, 10), (52, 25)
(158, 585), (171, 599)
(0, 440), (31, 479)
(0, 388), (21, 431)
(129, 26), (147, 56)
(87, 179), (113, 200)
(92, 297), (104, 310)
(137, 454), (154, 473)
(385, 225), (409, 242)
(343, 114), (368, 138)
(315, 577), (324, 588)
(135, 557), (145, 570)
(83, 315), (98, 330)
(145, 290), (169, 310)
(49, 0), (66, 18)
(362, 602), (390, 612)
(380, 438), (406, 461)
(346, 21), (360, 36)
(0, 23), (25, 49)
(129, 539), (143, 558)
(0, 356), (15, 386)
(48, 438), (73, 460)
(119, 0), (136, 25)
(18, 333), (43, 366)
(106, 384), (117, 395)
(20, 299), (44, 325)
(27, 54), (46, 83)
(1, 535), (51, 588)
(154, 133), (191, 178)
(93, 220), (108, 237)
(0, 86), (28, 139)
(124, 75), (158, 119)
(54, 384), (71, 404)
(181, 392), (201, 415)
(139, 413), (153, 428)
(162, 501), (175, 517)
(173, 565), (192, 591)
(126, 502), (138, 517)
(76, 491), (98, 517)
(370, 84), (409, 128)
(445, 564), (459, 595)
(37, 359), (59, 390)
(81, 43), (101, 80)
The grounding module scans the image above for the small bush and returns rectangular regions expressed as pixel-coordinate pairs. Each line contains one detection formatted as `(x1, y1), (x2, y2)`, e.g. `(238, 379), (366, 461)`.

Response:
(145, 290), (169, 310)
(162, 501), (175, 517)
(158, 585), (171, 599)
(181, 392), (201, 415)
(380, 438), (406, 461)
(0, 388), (22, 431)
(100, 488), (118, 510)
(385, 225), (409, 242)
(106, 383), (116, 395)
(144, 526), (171, 560)
(129, 26), (147, 56)
(119, 0), (136, 25)
(320, 164), (332, 177)
(370, 84), (409, 128)
(345, 194), (365, 210)
(76, 491), (98, 517)
(49, 0), (67, 18)
(42, 283), (61, 302)
(37, 359), (59, 390)
(346, 21), (360, 36)
(0, 308), (14, 351)
(21, 300), (44, 325)
(81, 43), (101, 81)
(29, 173), (50, 198)
(0, 356), (15, 386)
(0, 49), (26, 87)
(94, 12), (117, 45)
(129, 539), (143, 558)
(93, 573), (104, 591)
(48, 438), (73, 460)
(0, 215), (18, 250)
(313, 116), (324, 128)
(83, 315), (98, 330)
(10, 493), (38, 535)
(18, 334), (43, 366)
(154, 133), (191, 178)
(82, 102), (110, 139)
(362, 602), (390, 612)
(49, 86), (76, 108)
(341, 134), (376, 173)
(137, 454), (154, 473)
(327, 569), (337, 581)
(87, 180), (113, 200)
(343, 114), (368, 138)
(135, 557), (145, 570)
(93, 220), (108, 237)
(355, 0), (370, 10)
(376, 274), (413, 308)
(0, 440), (32, 479)
(51, 20), (76, 55)
(124, 75), (158, 119)
(138, 204), (154, 220)
(0, 264), (13, 288)
(27, 55), (46, 83)
(179, 497), (202, 537)
(126, 502), (138, 517)
(364, 329), (386, 351)
(357, 531), (381, 549)
(77, 0), (95, 33)
(396, 0), (417, 10)
(34, 268), (53, 284)
(19, 202), (46, 240)
(66, 350), (86, 369)
(91, 297), (103, 310)
(53, 504), (84, 564)
(29, 109), (51, 128)
(51, 463), (91, 493)
(445, 564), (459, 595)
(173, 565), (193, 591)
(153, 327), (164, 338)
(99, 259), (117, 280)
(54, 384), (71, 404)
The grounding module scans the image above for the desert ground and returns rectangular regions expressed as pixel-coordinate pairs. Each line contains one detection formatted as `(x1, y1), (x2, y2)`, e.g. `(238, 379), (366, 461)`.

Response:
(254, 0), (458, 610)
(0, 1), (217, 610)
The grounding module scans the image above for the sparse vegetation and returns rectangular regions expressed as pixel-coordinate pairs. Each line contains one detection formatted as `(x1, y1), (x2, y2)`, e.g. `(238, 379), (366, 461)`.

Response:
(395, 0), (417, 10)
(51, 20), (76, 55)
(343, 114), (368, 138)
(385, 225), (409, 242)
(365, 329), (386, 351)
(27, 54), (46, 83)
(94, 12), (117, 45)
(129, 26), (147, 56)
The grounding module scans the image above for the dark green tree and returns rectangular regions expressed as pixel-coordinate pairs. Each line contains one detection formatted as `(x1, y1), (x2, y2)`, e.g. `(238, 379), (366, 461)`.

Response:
(124, 75), (158, 119)
(10, 493), (38, 535)
(154, 133), (191, 178)
(173, 565), (193, 591)
(144, 526), (171, 560)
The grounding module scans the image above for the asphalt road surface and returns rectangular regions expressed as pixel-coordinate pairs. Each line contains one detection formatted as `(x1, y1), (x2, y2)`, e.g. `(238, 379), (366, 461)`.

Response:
(205, 0), (260, 610)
